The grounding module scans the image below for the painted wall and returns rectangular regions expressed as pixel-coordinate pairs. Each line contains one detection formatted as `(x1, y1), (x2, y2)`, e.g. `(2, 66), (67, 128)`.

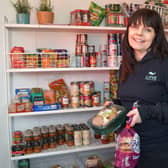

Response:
(0, 0), (145, 167)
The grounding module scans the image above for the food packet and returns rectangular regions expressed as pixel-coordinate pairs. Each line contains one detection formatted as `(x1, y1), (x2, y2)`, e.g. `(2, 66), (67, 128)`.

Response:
(89, 1), (106, 26)
(48, 78), (69, 103)
(114, 102), (140, 168)
(92, 103), (120, 127)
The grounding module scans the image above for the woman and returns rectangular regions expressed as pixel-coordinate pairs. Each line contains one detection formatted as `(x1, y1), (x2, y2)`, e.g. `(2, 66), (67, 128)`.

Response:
(117, 8), (168, 167)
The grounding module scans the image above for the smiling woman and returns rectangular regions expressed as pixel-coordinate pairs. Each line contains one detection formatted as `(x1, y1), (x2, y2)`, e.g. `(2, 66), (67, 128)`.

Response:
(116, 8), (168, 168)
(128, 23), (156, 61)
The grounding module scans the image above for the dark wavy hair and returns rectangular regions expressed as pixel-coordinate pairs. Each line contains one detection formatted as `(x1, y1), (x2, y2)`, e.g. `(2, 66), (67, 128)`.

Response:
(120, 8), (168, 83)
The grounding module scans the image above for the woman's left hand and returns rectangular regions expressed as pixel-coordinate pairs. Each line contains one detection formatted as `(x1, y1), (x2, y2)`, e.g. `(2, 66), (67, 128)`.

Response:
(126, 108), (142, 127)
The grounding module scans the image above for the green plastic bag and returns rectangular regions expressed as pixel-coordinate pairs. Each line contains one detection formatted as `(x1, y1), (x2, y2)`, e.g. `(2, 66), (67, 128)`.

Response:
(89, 1), (106, 26)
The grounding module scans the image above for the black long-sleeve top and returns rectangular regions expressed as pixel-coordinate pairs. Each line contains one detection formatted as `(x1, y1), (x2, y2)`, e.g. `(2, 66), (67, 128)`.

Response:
(117, 51), (168, 152)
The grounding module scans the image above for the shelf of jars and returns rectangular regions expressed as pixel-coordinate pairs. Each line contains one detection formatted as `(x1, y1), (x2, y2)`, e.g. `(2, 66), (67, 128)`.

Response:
(9, 106), (104, 117)
(11, 139), (115, 161)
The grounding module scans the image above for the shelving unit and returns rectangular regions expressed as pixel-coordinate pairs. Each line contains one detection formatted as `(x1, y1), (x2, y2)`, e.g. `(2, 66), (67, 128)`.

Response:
(9, 106), (104, 117)
(4, 23), (123, 168)
(5, 24), (126, 33)
(11, 140), (115, 161)
(7, 67), (119, 72)
(5, 19), (168, 168)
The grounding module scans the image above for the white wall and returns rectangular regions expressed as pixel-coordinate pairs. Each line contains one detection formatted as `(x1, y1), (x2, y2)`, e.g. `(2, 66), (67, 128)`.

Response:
(0, 0), (145, 167)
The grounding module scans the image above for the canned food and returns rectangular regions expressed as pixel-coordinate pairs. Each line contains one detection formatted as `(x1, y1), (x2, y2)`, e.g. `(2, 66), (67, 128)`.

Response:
(83, 81), (91, 96)
(89, 52), (97, 67)
(80, 94), (85, 107)
(65, 125), (74, 146)
(80, 34), (88, 45)
(13, 131), (23, 144)
(70, 82), (80, 96)
(71, 96), (80, 108)
(101, 134), (109, 144)
(82, 126), (91, 145)
(108, 55), (118, 67)
(56, 125), (65, 145)
(84, 95), (92, 107)
(74, 127), (82, 146)
(89, 81), (95, 94)
(61, 95), (69, 108)
(92, 92), (101, 106)
(79, 81), (85, 95)
(104, 81), (110, 92)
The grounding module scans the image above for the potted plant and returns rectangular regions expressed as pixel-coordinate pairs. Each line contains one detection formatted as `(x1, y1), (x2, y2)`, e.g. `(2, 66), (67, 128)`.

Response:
(37, 0), (54, 24)
(11, 0), (31, 24)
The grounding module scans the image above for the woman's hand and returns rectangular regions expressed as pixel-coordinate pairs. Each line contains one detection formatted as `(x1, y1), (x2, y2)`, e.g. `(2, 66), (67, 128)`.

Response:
(126, 108), (142, 127)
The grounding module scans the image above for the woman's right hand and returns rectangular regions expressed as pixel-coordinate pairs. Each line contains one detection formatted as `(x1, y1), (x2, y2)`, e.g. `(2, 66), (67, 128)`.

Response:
(126, 108), (142, 127)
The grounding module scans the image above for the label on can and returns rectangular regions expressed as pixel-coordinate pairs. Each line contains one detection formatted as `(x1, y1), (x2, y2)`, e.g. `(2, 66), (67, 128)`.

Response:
(82, 129), (90, 145)
(108, 56), (118, 67)
(84, 95), (92, 107)
(74, 130), (82, 146)
(71, 82), (79, 96)
(83, 82), (91, 95)
(71, 96), (80, 108)
(92, 93), (100, 106)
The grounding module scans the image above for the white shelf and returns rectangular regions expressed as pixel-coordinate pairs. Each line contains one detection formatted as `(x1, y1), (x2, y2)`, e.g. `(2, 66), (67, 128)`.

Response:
(5, 24), (168, 33)
(7, 67), (119, 72)
(5, 24), (126, 33)
(11, 140), (115, 160)
(9, 106), (103, 117)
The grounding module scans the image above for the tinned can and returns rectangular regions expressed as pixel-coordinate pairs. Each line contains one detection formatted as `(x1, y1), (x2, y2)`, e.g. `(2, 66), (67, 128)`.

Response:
(82, 126), (91, 145)
(80, 94), (85, 107)
(13, 131), (23, 144)
(92, 92), (101, 106)
(90, 53), (97, 67)
(76, 55), (81, 67)
(84, 95), (92, 107)
(75, 44), (81, 56)
(71, 96), (80, 108)
(108, 55), (118, 67)
(83, 81), (91, 96)
(70, 82), (80, 96)
(65, 124), (74, 146)
(80, 34), (88, 45)
(89, 81), (95, 94)
(79, 81), (85, 95)
(74, 126), (82, 146)
(56, 125), (65, 145)
(61, 95), (69, 108)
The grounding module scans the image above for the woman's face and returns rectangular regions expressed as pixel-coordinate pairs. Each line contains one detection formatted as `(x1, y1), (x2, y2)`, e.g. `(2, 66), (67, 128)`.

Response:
(128, 22), (156, 59)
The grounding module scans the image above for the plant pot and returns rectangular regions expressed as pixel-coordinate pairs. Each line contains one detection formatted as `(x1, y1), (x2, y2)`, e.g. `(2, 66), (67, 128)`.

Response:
(16, 13), (30, 24)
(37, 11), (54, 24)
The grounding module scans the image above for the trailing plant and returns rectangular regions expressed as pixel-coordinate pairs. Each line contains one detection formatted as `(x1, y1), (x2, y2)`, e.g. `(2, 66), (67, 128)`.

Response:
(11, 0), (31, 13)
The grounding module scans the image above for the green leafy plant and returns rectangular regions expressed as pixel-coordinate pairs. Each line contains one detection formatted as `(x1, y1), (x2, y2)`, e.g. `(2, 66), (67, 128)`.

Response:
(11, 0), (31, 13)
(38, 0), (53, 12)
